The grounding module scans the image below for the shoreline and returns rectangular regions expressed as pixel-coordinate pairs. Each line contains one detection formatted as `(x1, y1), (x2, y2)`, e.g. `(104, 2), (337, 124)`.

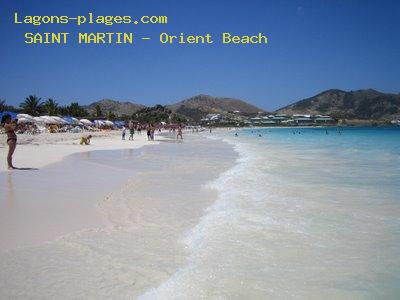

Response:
(142, 128), (400, 298)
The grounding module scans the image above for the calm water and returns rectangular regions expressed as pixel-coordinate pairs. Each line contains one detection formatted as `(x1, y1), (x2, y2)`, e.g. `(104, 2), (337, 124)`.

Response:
(143, 127), (400, 299)
(1, 128), (399, 299)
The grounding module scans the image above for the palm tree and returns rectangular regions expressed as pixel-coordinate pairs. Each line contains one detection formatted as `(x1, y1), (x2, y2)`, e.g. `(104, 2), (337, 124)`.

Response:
(43, 98), (59, 116)
(95, 104), (103, 118)
(20, 95), (42, 116)
(0, 99), (6, 112)
(68, 102), (88, 117)
(107, 110), (116, 121)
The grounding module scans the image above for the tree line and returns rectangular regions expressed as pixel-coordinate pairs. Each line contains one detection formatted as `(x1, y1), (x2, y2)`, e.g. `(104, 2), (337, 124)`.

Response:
(0, 96), (188, 124)
(0, 95), (88, 118)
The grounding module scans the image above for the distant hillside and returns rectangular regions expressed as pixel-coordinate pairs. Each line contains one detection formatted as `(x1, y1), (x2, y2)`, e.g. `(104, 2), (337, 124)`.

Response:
(85, 99), (144, 116)
(275, 89), (400, 120)
(167, 94), (265, 121)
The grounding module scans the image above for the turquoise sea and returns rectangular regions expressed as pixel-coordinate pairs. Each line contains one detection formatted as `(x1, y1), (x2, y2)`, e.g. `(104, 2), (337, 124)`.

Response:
(144, 127), (400, 299)
(1, 127), (399, 299)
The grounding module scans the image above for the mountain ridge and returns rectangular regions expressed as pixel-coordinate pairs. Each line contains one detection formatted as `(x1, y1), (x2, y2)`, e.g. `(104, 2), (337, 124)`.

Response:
(166, 94), (265, 121)
(84, 89), (400, 121)
(275, 89), (400, 120)
(86, 94), (265, 121)
(84, 99), (145, 116)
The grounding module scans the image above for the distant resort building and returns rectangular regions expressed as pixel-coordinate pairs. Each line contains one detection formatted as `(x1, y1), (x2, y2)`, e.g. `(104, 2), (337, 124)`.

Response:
(200, 112), (337, 127)
(390, 119), (400, 126)
(249, 114), (336, 126)
(314, 115), (335, 123)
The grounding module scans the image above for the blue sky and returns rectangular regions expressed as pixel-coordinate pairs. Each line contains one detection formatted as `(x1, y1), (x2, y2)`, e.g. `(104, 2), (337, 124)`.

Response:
(0, 0), (399, 110)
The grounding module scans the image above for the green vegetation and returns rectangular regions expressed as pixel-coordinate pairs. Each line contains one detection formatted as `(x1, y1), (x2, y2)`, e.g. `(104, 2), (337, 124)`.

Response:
(106, 110), (116, 121)
(95, 104), (103, 118)
(0, 99), (6, 112)
(276, 89), (400, 121)
(132, 104), (187, 124)
(43, 98), (59, 116)
(20, 95), (43, 116)
(59, 102), (88, 118)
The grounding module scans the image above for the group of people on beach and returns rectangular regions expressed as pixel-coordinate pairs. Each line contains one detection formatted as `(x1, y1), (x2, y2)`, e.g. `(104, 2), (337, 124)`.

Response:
(122, 123), (183, 141)
(2, 114), (187, 170)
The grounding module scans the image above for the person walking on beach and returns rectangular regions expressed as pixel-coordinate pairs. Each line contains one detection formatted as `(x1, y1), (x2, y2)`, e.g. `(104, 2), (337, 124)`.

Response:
(2, 114), (17, 170)
(129, 125), (134, 141)
(146, 124), (151, 141)
(122, 127), (126, 140)
(150, 124), (155, 141)
(177, 125), (183, 139)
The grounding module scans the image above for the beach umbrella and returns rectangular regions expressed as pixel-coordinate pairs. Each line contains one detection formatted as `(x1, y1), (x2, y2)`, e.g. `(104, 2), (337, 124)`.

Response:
(94, 120), (105, 127)
(1, 111), (18, 120)
(69, 117), (81, 124)
(52, 116), (68, 124)
(80, 119), (93, 126)
(17, 113), (34, 120)
(63, 116), (81, 125)
(71, 117), (80, 124)
(114, 121), (125, 127)
(17, 117), (33, 124)
(63, 116), (73, 124)
(40, 116), (52, 123)
(33, 116), (46, 124)
(41, 116), (62, 124)
(17, 113), (35, 123)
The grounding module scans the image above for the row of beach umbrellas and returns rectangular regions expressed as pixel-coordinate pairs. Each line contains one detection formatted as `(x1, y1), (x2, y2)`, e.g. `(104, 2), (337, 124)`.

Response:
(1, 112), (117, 126)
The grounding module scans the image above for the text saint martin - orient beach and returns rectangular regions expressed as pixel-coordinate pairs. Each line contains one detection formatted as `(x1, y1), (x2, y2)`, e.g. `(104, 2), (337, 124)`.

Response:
(24, 32), (268, 45)
(14, 12), (268, 45)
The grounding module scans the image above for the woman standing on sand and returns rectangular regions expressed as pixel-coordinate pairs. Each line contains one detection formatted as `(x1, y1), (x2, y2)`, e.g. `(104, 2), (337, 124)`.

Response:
(2, 114), (17, 170)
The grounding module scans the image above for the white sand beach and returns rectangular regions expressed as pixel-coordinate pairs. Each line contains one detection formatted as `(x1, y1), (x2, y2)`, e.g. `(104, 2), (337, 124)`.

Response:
(0, 131), (238, 298)
(0, 131), (164, 250)
(0, 131), (158, 172)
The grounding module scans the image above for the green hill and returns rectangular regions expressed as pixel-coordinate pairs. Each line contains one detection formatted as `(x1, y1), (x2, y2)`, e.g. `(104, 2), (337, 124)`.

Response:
(275, 89), (400, 120)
